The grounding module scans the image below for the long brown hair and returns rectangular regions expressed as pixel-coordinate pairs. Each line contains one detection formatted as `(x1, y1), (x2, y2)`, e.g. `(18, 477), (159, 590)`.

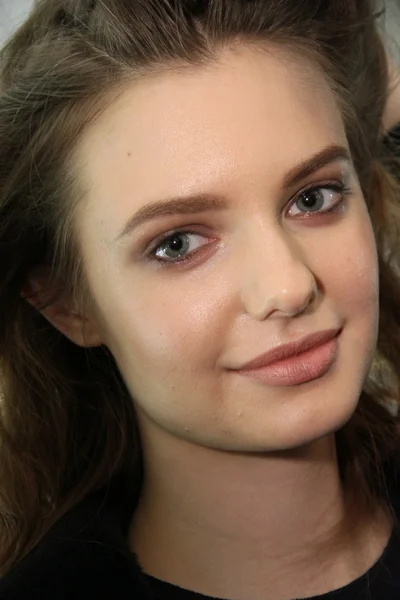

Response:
(0, 0), (400, 574)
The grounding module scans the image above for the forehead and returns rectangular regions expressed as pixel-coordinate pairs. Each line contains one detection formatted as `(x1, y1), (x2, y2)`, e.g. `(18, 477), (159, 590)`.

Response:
(76, 45), (346, 236)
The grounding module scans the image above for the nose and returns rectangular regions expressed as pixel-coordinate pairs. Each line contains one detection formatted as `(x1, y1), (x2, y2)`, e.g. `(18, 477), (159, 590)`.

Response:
(238, 224), (318, 321)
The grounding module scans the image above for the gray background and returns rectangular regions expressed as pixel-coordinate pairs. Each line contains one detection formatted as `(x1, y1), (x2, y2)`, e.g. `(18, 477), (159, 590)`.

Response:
(385, 0), (400, 63)
(0, 0), (400, 57)
(0, 0), (33, 45)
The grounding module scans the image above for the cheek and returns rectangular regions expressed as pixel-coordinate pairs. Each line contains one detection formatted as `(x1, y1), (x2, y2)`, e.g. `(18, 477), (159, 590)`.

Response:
(103, 274), (232, 386)
(100, 276), (233, 429)
(319, 209), (379, 356)
(329, 214), (378, 310)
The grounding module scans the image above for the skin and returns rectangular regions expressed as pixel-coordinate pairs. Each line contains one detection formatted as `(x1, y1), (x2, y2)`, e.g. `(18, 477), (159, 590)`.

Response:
(38, 46), (391, 598)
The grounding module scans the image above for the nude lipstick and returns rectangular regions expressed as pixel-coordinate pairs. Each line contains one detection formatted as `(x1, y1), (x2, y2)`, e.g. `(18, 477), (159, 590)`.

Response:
(233, 329), (340, 387)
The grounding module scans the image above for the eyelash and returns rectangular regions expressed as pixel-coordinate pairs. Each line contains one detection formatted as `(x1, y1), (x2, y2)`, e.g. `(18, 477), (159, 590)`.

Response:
(147, 181), (351, 267)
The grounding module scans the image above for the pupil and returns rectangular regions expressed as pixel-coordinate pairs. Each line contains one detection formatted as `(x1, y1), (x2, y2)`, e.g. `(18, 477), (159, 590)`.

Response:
(160, 233), (190, 258)
(299, 189), (323, 211)
(169, 236), (183, 251)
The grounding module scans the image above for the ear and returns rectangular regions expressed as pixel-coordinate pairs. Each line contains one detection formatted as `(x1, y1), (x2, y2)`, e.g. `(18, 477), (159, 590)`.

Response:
(21, 269), (103, 348)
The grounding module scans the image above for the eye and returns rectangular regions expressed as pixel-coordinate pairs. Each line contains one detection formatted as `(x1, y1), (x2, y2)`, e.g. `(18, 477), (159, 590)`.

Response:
(152, 231), (209, 263)
(287, 183), (348, 217)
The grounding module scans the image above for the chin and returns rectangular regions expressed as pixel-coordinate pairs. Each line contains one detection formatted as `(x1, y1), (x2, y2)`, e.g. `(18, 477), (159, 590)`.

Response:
(263, 391), (360, 453)
(214, 374), (363, 454)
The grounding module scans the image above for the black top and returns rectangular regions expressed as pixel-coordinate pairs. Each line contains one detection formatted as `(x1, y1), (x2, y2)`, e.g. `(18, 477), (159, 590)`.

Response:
(384, 123), (400, 149)
(0, 460), (399, 600)
(0, 127), (399, 600)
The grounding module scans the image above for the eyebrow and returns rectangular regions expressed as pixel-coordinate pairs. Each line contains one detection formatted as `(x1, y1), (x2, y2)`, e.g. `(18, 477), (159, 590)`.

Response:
(116, 144), (351, 241)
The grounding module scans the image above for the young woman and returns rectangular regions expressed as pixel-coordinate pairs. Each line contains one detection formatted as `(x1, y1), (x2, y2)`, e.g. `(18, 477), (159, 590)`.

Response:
(0, 1), (400, 598)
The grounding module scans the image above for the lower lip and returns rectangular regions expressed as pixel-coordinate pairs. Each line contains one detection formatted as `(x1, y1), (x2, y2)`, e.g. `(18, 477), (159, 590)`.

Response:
(236, 337), (339, 387)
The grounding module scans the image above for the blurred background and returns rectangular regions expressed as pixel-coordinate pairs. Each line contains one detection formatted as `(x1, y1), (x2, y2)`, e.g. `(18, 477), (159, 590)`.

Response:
(0, 0), (400, 60)
(385, 0), (400, 63)
(0, 0), (33, 46)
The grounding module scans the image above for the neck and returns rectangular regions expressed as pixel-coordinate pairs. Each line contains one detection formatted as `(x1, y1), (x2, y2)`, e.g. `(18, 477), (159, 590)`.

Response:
(130, 431), (391, 600)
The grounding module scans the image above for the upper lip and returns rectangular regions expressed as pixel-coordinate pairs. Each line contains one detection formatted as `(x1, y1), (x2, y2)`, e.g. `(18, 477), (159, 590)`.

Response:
(235, 328), (340, 371)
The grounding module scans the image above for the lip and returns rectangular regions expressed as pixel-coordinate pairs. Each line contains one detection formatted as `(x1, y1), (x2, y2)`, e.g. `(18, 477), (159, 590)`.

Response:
(232, 329), (341, 387)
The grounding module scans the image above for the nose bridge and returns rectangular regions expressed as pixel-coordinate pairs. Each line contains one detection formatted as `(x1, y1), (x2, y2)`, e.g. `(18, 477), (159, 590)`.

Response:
(237, 219), (316, 320)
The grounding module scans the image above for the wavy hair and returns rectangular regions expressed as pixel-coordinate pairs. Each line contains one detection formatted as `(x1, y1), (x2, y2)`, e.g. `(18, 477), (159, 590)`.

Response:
(0, 0), (400, 574)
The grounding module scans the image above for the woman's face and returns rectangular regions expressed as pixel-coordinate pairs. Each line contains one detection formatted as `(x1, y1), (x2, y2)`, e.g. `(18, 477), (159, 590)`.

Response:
(74, 45), (378, 452)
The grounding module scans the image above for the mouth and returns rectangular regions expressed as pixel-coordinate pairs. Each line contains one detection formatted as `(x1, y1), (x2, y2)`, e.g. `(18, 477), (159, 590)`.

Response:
(233, 329), (341, 387)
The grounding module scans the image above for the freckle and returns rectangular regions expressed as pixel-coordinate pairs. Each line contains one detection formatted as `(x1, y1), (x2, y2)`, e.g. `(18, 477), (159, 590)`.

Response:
(127, 152), (132, 157)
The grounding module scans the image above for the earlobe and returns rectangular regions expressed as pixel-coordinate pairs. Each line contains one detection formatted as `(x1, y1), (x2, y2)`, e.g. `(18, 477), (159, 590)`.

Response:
(21, 272), (103, 348)
(41, 305), (103, 348)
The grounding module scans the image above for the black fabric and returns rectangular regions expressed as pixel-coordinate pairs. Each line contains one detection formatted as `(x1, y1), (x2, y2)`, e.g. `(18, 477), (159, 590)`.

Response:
(383, 123), (400, 151)
(382, 123), (400, 180)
